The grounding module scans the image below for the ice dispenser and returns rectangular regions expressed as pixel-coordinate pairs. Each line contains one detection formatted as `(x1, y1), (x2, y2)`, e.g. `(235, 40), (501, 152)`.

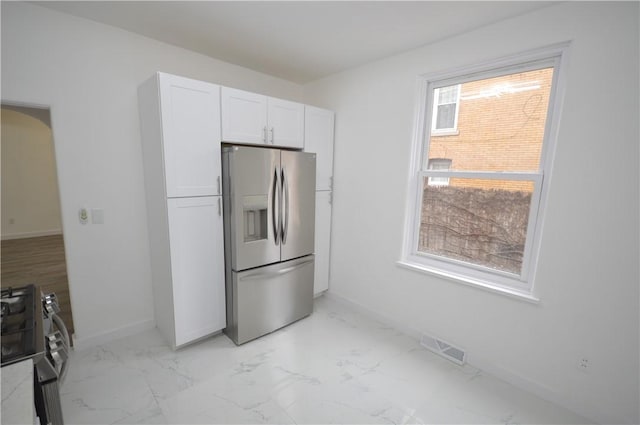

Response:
(243, 195), (268, 242)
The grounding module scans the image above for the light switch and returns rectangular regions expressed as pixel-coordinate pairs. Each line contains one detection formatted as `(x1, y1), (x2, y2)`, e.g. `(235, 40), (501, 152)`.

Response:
(91, 209), (104, 224)
(79, 208), (89, 225)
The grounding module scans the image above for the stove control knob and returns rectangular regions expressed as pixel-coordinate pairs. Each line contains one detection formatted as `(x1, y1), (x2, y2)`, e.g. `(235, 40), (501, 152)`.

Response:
(47, 332), (67, 351)
(43, 293), (60, 315)
(48, 339), (63, 351)
(46, 331), (63, 342)
(49, 345), (68, 369)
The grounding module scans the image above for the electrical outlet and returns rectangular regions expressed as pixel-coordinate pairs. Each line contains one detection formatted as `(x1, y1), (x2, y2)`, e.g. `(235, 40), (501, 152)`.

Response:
(577, 357), (590, 373)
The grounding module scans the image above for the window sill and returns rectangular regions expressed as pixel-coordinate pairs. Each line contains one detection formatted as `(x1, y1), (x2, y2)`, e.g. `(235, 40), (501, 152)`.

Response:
(431, 129), (459, 137)
(396, 260), (540, 304)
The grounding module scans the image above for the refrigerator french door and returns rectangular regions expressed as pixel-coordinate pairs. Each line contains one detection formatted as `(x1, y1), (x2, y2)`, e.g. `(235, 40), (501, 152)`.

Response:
(222, 145), (316, 345)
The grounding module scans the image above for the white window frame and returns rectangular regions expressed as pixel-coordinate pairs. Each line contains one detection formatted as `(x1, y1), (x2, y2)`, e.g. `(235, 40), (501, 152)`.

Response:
(399, 43), (569, 301)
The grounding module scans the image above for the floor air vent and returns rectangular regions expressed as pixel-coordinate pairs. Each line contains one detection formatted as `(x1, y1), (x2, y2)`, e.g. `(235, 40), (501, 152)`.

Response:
(420, 334), (466, 365)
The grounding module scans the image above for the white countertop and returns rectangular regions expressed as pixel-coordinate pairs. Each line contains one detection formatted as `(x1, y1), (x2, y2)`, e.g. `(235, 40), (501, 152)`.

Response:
(1, 359), (35, 425)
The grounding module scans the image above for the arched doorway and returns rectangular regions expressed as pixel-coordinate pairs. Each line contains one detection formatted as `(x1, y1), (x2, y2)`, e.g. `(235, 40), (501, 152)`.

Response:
(1, 104), (75, 337)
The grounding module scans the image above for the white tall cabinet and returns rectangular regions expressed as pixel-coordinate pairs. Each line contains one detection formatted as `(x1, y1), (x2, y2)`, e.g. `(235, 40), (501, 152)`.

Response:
(304, 106), (335, 295)
(138, 72), (226, 349)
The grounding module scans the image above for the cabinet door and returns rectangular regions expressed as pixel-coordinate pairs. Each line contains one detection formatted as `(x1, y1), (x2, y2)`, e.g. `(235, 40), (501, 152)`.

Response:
(221, 87), (268, 145)
(167, 196), (226, 346)
(159, 73), (221, 198)
(314, 191), (332, 295)
(268, 98), (304, 149)
(304, 106), (334, 191)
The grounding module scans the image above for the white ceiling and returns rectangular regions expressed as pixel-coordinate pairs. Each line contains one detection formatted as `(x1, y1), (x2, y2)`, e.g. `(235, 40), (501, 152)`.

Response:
(34, 1), (556, 84)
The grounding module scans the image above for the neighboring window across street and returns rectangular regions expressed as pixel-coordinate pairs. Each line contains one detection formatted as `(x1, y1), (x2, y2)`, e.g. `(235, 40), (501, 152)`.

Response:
(427, 158), (452, 186)
(432, 84), (460, 133)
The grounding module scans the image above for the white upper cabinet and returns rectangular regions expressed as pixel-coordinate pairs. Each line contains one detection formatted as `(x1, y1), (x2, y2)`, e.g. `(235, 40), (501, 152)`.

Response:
(304, 106), (335, 191)
(221, 87), (304, 149)
(267, 98), (304, 149)
(157, 73), (222, 198)
(221, 87), (268, 145)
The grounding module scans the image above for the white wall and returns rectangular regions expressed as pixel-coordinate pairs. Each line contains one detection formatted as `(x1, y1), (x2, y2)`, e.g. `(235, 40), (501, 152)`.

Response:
(1, 107), (63, 239)
(1, 2), (303, 347)
(303, 2), (639, 424)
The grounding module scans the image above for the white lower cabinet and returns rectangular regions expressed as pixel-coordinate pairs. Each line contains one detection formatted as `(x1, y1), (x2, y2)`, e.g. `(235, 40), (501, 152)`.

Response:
(166, 196), (226, 347)
(314, 191), (332, 295)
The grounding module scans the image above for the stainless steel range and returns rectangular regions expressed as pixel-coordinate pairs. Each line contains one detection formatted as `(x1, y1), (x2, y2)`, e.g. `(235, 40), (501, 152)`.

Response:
(1, 284), (70, 425)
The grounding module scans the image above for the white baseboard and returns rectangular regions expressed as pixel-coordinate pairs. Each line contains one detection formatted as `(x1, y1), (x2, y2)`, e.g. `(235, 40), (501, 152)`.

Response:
(72, 318), (156, 351)
(1, 229), (62, 240)
(323, 291), (618, 425)
(467, 353), (622, 425)
(323, 291), (423, 340)
(313, 289), (328, 299)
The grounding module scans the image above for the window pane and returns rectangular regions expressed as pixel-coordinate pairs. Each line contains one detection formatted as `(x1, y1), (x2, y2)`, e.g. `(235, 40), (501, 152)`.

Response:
(436, 103), (456, 129)
(426, 68), (554, 172)
(428, 158), (452, 171)
(438, 85), (459, 104)
(418, 177), (535, 274)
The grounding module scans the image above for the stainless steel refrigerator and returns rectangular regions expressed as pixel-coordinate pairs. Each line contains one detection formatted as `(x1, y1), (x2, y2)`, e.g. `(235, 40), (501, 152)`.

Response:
(222, 145), (316, 345)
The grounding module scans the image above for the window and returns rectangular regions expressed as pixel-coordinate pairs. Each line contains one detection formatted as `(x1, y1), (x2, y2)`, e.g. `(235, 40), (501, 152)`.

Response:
(401, 45), (567, 297)
(431, 84), (460, 134)
(427, 158), (452, 186)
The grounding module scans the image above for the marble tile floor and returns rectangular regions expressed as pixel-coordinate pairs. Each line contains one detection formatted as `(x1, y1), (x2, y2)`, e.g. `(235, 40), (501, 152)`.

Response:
(61, 296), (591, 425)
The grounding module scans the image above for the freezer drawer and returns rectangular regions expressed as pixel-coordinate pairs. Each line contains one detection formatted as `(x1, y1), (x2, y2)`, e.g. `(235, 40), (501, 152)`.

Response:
(225, 255), (314, 345)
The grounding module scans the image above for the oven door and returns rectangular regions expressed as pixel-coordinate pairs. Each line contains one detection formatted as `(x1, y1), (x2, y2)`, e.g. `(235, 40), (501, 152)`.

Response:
(34, 357), (63, 425)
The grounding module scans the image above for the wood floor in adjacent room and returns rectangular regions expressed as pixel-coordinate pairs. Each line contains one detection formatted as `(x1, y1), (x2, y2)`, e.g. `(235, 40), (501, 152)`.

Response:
(1, 234), (75, 337)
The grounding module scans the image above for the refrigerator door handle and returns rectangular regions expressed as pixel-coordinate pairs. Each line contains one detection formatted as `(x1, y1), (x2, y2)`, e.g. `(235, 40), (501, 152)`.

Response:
(239, 257), (314, 281)
(282, 167), (289, 244)
(272, 167), (280, 246)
